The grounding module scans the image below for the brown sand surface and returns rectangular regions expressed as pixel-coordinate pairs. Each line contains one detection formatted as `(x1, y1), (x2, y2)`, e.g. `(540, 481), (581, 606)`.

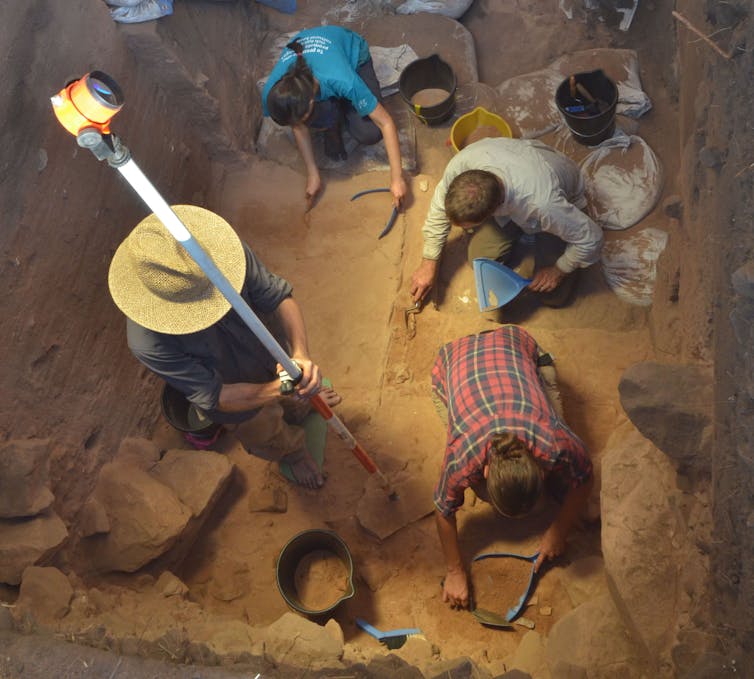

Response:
(17, 0), (682, 672)
(471, 556), (535, 616)
(171, 73), (658, 670)
(294, 549), (350, 611)
(411, 88), (453, 107)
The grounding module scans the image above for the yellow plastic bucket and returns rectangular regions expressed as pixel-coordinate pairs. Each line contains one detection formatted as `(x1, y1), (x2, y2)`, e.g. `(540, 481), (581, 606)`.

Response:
(450, 106), (512, 153)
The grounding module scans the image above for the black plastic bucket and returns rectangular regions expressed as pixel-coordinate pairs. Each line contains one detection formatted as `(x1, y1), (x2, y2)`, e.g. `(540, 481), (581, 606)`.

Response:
(160, 383), (218, 436)
(555, 70), (618, 146)
(276, 529), (355, 618)
(399, 54), (457, 126)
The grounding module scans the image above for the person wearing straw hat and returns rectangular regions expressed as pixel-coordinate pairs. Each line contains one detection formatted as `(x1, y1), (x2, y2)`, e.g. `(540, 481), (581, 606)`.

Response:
(431, 325), (593, 610)
(108, 205), (340, 489)
(409, 137), (604, 309)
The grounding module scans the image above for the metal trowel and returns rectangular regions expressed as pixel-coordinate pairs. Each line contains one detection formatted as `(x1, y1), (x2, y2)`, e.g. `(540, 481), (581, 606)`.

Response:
(470, 607), (514, 629)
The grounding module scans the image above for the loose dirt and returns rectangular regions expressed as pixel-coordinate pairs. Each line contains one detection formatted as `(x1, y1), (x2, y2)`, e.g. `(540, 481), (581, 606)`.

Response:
(411, 88), (453, 107)
(293, 549), (350, 611)
(471, 556), (534, 617)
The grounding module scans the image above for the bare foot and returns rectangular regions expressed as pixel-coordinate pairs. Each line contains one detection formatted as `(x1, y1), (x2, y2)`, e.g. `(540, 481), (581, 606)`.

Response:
(319, 386), (341, 407)
(281, 448), (325, 489)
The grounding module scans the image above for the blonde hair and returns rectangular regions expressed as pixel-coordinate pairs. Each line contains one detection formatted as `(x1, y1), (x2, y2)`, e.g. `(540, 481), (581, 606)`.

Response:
(486, 432), (542, 518)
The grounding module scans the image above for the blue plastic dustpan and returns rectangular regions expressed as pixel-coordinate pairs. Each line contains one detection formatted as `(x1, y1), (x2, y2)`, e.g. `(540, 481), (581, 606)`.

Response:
(473, 258), (531, 312)
(472, 551), (540, 622)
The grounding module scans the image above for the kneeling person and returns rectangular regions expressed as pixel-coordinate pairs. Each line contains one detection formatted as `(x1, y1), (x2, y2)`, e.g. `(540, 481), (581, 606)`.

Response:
(108, 205), (340, 489)
(410, 137), (604, 308)
(432, 325), (593, 609)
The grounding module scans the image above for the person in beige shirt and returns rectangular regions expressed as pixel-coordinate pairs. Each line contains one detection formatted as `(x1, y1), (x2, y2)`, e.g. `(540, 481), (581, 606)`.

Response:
(410, 137), (604, 308)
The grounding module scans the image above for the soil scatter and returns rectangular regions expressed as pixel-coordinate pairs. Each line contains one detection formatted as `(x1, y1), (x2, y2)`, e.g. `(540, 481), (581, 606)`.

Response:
(411, 87), (452, 107)
(471, 557), (534, 617)
(293, 549), (349, 611)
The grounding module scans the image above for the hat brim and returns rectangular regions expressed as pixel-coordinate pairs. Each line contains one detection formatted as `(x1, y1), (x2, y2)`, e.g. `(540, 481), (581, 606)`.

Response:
(108, 205), (246, 334)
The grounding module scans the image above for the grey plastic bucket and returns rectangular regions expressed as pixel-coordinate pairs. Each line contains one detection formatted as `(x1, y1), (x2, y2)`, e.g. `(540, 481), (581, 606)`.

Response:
(399, 54), (457, 126)
(160, 383), (217, 435)
(276, 529), (355, 618)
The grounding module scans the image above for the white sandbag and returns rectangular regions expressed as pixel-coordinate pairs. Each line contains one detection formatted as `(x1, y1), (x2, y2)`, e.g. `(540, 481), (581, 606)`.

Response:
(581, 130), (663, 230)
(494, 69), (563, 138)
(108, 0), (172, 22)
(396, 0), (474, 19)
(494, 48), (652, 139)
(601, 228), (668, 306)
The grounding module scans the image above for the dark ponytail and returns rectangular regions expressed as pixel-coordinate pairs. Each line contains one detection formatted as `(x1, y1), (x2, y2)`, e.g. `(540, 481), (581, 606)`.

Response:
(267, 39), (316, 126)
(485, 432), (542, 518)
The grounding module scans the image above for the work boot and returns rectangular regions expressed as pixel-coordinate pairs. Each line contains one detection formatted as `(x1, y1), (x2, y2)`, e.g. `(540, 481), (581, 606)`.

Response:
(323, 124), (347, 162)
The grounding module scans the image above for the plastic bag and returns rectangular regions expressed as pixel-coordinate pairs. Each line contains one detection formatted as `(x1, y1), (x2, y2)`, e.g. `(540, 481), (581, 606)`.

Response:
(581, 130), (663, 230)
(396, 0), (474, 19)
(601, 227), (668, 306)
(109, 0), (173, 23)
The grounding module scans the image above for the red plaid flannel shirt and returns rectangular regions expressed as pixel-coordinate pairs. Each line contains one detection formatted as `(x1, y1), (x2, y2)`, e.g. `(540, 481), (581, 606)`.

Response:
(432, 325), (592, 517)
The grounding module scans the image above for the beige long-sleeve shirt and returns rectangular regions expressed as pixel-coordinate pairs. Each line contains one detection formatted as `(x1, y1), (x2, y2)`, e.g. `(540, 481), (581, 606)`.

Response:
(421, 138), (603, 274)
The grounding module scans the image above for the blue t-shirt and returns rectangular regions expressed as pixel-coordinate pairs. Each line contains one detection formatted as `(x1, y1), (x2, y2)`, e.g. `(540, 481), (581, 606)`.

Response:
(262, 26), (377, 118)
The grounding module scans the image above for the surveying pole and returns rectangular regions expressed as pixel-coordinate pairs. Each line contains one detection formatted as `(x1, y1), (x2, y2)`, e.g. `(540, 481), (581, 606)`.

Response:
(51, 71), (397, 499)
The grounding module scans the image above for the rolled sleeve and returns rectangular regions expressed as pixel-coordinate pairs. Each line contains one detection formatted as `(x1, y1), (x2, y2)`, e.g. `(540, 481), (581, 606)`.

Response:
(244, 246), (293, 312)
(421, 175), (454, 260)
(127, 322), (224, 414)
(538, 197), (604, 273)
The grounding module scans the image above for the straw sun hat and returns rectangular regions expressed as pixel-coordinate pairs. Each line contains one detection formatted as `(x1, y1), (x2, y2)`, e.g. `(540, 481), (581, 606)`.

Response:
(108, 205), (246, 334)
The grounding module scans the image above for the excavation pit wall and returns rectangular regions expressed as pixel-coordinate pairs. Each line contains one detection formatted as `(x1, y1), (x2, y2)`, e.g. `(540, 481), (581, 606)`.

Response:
(0, 0), (751, 677)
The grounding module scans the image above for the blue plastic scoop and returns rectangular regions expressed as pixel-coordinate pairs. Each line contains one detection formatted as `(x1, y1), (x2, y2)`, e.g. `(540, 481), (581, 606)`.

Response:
(473, 258), (531, 312)
(472, 551), (540, 622)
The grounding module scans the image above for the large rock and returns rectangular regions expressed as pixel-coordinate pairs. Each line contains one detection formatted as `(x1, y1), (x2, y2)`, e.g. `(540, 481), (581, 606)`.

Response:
(0, 439), (54, 519)
(509, 631), (548, 678)
(0, 511), (68, 585)
(618, 362), (713, 473)
(258, 612), (344, 670)
(82, 462), (192, 573)
(600, 421), (691, 666)
(16, 566), (73, 622)
(557, 555), (610, 608)
(426, 657), (492, 679)
(545, 594), (647, 678)
(150, 449), (233, 516)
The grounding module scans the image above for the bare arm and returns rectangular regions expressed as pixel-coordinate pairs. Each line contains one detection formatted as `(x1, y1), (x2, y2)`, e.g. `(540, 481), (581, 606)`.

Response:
(368, 103), (407, 207)
(409, 258), (439, 303)
(218, 379), (280, 413)
(435, 509), (470, 609)
(272, 296), (322, 398)
(535, 474), (594, 571)
(291, 124), (322, 209)
(217, 296), (320, 411)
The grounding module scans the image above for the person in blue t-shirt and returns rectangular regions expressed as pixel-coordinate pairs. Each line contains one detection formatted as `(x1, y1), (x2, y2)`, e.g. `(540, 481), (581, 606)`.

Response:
(262, 25), (407, 211)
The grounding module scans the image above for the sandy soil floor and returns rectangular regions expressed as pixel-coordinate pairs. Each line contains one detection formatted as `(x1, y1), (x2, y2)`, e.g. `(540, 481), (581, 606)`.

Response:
(0, 2), (681, 674)
(142, 27), (667, 665)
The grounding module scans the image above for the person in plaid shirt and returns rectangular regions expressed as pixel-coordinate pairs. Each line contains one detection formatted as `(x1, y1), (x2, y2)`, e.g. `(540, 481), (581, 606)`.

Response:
(432, 325), (593, 610)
